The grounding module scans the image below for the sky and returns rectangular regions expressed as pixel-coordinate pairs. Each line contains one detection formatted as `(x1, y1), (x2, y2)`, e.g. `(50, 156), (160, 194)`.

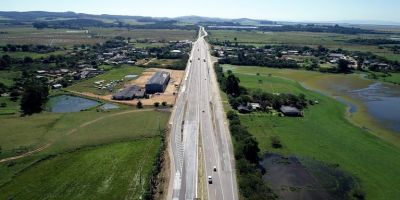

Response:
(1, 0), (400, 23)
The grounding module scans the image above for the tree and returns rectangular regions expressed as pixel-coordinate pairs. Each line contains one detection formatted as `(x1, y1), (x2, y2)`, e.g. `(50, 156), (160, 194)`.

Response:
(161, 101), (167, 107)
(337, 59), (350, 73)
(20, 78), (49, 115)
(0, 82), (6, 94)
(23, 56), (33, 64)
(241, 137), (260, 163)
(154, 102), (160, 107)
(136, 101), (143, 109)
(226, 74), (241, 96)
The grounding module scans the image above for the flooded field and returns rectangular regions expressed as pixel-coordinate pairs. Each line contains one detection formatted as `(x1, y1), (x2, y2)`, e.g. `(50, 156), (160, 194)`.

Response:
(48, 95), (100, 113)
(261, 153), (359, 200)
(315, 79), (400, 133)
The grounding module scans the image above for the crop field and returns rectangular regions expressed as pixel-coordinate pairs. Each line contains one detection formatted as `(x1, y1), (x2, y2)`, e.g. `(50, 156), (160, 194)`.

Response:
(89, 28), (197, 42)
(0, 50), (67, 59)
(223, 65), (400, 199)
(0, 26), (102, 45)
(0, 26), (197, 46)
(209, 30), (400, 61)
(132, 42), (168, 48)
(0, 140), (160, 200)
(67, 65), (145, 95)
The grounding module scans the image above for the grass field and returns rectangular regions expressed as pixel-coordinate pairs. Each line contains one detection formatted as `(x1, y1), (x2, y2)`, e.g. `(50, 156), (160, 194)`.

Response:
(67, 65), (144, 95)
(223, 65), (400, 199)
(0, 105), (170, 193)
(223, 65), (400, 146)
(0, 97), (19, 115)
(209, 30), (400, 61)
(0, 139), (160, 200)
(365, 71), (400, 84)
(0, 70), (20, 87)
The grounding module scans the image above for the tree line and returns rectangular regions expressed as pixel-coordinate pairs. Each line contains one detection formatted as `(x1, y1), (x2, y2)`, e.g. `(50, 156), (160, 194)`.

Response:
(215, 64), (309, 112)
(226, 110), (277, 200)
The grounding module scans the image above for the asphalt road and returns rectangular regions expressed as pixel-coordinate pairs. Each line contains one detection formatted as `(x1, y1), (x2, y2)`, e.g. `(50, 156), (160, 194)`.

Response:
(169, 27), (238, 200)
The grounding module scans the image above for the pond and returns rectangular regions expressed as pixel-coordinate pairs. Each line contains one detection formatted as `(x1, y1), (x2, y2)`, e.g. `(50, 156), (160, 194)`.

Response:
(48, 95), (100, 113)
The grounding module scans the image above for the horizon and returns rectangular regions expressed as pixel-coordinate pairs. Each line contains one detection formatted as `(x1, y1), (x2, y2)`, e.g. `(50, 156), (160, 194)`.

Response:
(1, 0), (400, 25)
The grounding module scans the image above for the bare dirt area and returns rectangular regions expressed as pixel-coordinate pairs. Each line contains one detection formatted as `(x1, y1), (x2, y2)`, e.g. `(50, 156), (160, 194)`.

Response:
(71, 68), (184, 106)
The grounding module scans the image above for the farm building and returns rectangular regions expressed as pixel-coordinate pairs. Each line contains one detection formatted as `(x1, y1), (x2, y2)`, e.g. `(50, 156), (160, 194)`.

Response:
(280, 106), (303, 117)
(145, 71), (170, 94)
(112, 85), (145, 100)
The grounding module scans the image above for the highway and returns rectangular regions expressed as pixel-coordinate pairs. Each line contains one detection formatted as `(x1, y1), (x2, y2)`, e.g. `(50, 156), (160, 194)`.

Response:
(168, 27), (238, 200)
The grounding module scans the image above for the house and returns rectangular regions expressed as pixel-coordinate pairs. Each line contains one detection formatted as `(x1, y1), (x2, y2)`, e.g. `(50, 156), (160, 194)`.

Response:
(37, 70), (47, 74)
(237, 105), (252, 113)
(112, 85), (145, 100)
(287, 50), (299, 55)
(247, 103), (261, 110)
(170, 50), (182, 54)
(328, 53), (345, 59)
(145, 71), (171, 94)
(280, 106), (303, 117)
(52, 84), (62, 89)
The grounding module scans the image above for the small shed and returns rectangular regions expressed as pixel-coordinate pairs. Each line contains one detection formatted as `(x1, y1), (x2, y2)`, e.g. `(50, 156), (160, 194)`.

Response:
(280, 106), (303, 117)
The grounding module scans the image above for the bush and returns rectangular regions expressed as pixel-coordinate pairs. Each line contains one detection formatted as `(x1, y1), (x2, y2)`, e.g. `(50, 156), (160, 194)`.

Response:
(161, 101), (167, 106)
(136, 101), (143, 109)
(271, 136), (282, 149)
(0, 102), (6, 107)
(154, 102), (160, 107)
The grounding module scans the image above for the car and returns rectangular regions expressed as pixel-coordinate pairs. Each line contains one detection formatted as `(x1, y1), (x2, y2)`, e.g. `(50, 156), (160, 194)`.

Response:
(202, 110), (205, 113)
(213, 166), (217, 172)
(208, 176), (212, 184)
(203, 59), (206, 62)
(198, 58), (200, 60)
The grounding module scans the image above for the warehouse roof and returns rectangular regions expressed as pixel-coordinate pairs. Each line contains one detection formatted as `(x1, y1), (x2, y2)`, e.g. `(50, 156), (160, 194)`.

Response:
(147, 71), (170, 85)
(113, 85), (144, 100)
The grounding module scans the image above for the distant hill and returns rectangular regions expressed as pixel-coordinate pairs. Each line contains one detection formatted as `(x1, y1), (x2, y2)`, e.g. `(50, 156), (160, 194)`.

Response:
(0, 11), (275, 26)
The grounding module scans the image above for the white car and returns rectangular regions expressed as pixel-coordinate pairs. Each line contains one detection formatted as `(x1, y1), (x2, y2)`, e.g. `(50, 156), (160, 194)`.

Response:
(208, 176), (212, 184)
(213, 166), (217, 172)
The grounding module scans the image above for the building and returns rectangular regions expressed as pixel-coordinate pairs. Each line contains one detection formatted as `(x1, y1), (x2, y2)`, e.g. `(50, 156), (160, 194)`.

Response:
(145, 71), (170, 94)
(52, 84), (62, 89)
(247, 102), (261, 110)
(112, 85), (145, 100)
(237, 105), (252, 113)
(280, 106), (303, 117)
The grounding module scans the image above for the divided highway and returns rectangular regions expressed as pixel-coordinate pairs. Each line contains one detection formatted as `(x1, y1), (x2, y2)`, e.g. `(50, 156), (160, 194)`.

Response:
(168, 27), (238, 200)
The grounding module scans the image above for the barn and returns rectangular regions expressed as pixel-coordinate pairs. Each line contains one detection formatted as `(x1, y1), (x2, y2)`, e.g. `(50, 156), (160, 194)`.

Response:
(145, 71), (170, 94)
